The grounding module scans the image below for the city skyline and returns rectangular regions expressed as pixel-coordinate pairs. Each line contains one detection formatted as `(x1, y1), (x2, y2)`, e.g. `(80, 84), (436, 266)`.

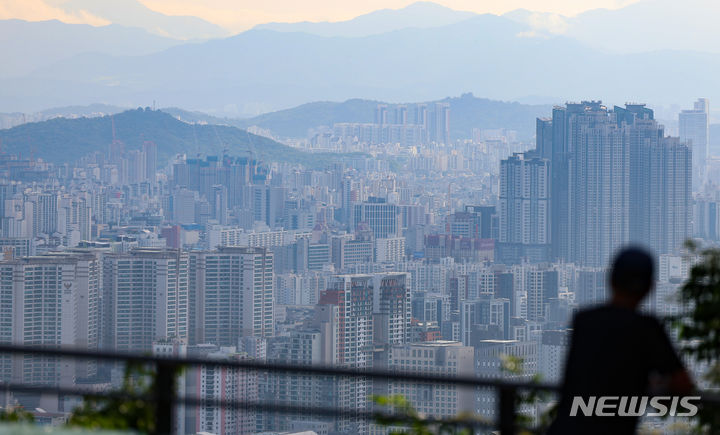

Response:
(0, 95), (708, 433)
(3, 0), (718, 429)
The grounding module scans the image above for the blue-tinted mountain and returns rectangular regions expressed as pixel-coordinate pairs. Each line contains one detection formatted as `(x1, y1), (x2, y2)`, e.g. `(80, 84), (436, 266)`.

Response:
(226, 95), (549, 141)
(0, 108), (346, 167)
(1, 94), (550, 142)
(438, 94), (550, 141)
(0, 104), (127, 129)
(57, 0), (228, 40)
(254, 2), (476, 37)
(234, 99), (381, 138)
(0, 15), (566, 113)
(5, 7), (720, 113)
(566, 0), (720, 54)
(0, 19), (181, 79)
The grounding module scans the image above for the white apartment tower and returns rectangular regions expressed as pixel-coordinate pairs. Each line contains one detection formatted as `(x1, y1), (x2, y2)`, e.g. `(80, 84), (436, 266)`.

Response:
(192, 247), (274, 346)
(679, 98), (709, 192)
(0, 252), (101, 411)
(387, 341), (474, 418)
(194, 348), (259, 435)
(103, 248), (189, 351)
(498, 153), (551, 262)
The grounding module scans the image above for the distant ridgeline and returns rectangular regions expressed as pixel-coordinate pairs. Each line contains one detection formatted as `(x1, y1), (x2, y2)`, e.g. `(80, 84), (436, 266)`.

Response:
(226, 94), (551, 141)
(0, 108), (357, 168)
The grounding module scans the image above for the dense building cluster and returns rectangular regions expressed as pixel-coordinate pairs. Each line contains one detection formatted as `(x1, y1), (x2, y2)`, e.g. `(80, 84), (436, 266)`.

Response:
(500, 102), (692, 265)
(0, 100), (711, 434)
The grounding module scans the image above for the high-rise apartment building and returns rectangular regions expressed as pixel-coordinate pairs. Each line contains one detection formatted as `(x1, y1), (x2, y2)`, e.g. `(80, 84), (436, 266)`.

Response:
(338, 103), (449, 146)
(475, 339), (538, 418)
(460, 296), (509, 345)
(387, 341), (474, 418)
(318, 275), (374, 368)
(351, 197), (400, 239)
(534, 102), (691, 266)
(171, 188), (197, 225)
(250, 185), (287, 228)
(58, 194), (92, 245)
(538, 329), (571, 383)
(449, 205), (498, 240)
(191, 247), (274, 345)
(375, 237), (406, 263)
(567, 102), (630, 266)
(282, 275), (374, 433)
(498, 153), (551, 263)
(172, 155), (258, 209)
(619, 104), (693, 256)
(523, 266), (559, 322)
(271, 328), (328, 431)
(0, 252), (101, 412)
(428, 102), (451, 145)
(274, 272), (408, 432)
(679, 98), (709, 192)
(370, 273), (411, 348)
(191, 347), (259, 435)
(27, 192), (58, 237)
(103, 248), (189, 351)
(575, 268), (607, 306)
(637, 136), (692, 254)
(143, 141), (158, 184)
(694, 197), (720, 241)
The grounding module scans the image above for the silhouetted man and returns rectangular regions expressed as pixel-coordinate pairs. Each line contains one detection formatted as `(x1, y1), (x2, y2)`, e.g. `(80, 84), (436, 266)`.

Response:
(548, 247), (693, 434)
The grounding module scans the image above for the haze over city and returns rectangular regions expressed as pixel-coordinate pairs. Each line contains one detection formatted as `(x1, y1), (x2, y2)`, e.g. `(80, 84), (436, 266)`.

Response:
(0, 0), (719, 434)
(2, 0), (720, 116)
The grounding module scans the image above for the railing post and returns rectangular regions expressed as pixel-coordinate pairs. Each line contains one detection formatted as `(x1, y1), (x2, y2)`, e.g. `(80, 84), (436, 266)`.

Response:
(154, 361), (176, 435)
(499, 385), (516, 435)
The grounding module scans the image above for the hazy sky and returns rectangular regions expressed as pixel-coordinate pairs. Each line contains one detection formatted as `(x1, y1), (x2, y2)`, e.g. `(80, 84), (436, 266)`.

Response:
(1, 0), (641, 32)
(0, 0), (109, 25)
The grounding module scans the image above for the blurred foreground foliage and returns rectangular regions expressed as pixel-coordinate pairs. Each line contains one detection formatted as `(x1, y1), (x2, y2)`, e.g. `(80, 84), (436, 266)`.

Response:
(672, 241), (720, 433)
(67, 362), (180, 433)
(372, 355), (554, 434)
(372, 394), (477, 435)
(0, 405), (34, 423)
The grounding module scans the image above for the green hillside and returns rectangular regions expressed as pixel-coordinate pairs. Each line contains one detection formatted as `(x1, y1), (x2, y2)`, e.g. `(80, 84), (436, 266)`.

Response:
(0, 107), (351, 168)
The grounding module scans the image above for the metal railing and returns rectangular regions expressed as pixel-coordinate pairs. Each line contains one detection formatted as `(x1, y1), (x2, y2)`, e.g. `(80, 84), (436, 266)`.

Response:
(0, 344), (716, 434)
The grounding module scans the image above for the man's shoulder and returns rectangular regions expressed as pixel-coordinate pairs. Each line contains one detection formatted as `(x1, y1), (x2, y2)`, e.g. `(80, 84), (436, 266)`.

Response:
(573, 304), (661, 329)
(573, 305), (612, 322)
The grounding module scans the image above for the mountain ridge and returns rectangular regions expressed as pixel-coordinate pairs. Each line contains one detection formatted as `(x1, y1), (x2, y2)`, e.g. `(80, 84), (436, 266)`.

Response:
(3, 1), (720, 113)
(253, 1), (477, 37)
(230, 95), (551, 141)
(0, 109), (350, 168)
(0, 18), (181, 79)
(0, 93), (551, 142)
(56, 0), (228, 40)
